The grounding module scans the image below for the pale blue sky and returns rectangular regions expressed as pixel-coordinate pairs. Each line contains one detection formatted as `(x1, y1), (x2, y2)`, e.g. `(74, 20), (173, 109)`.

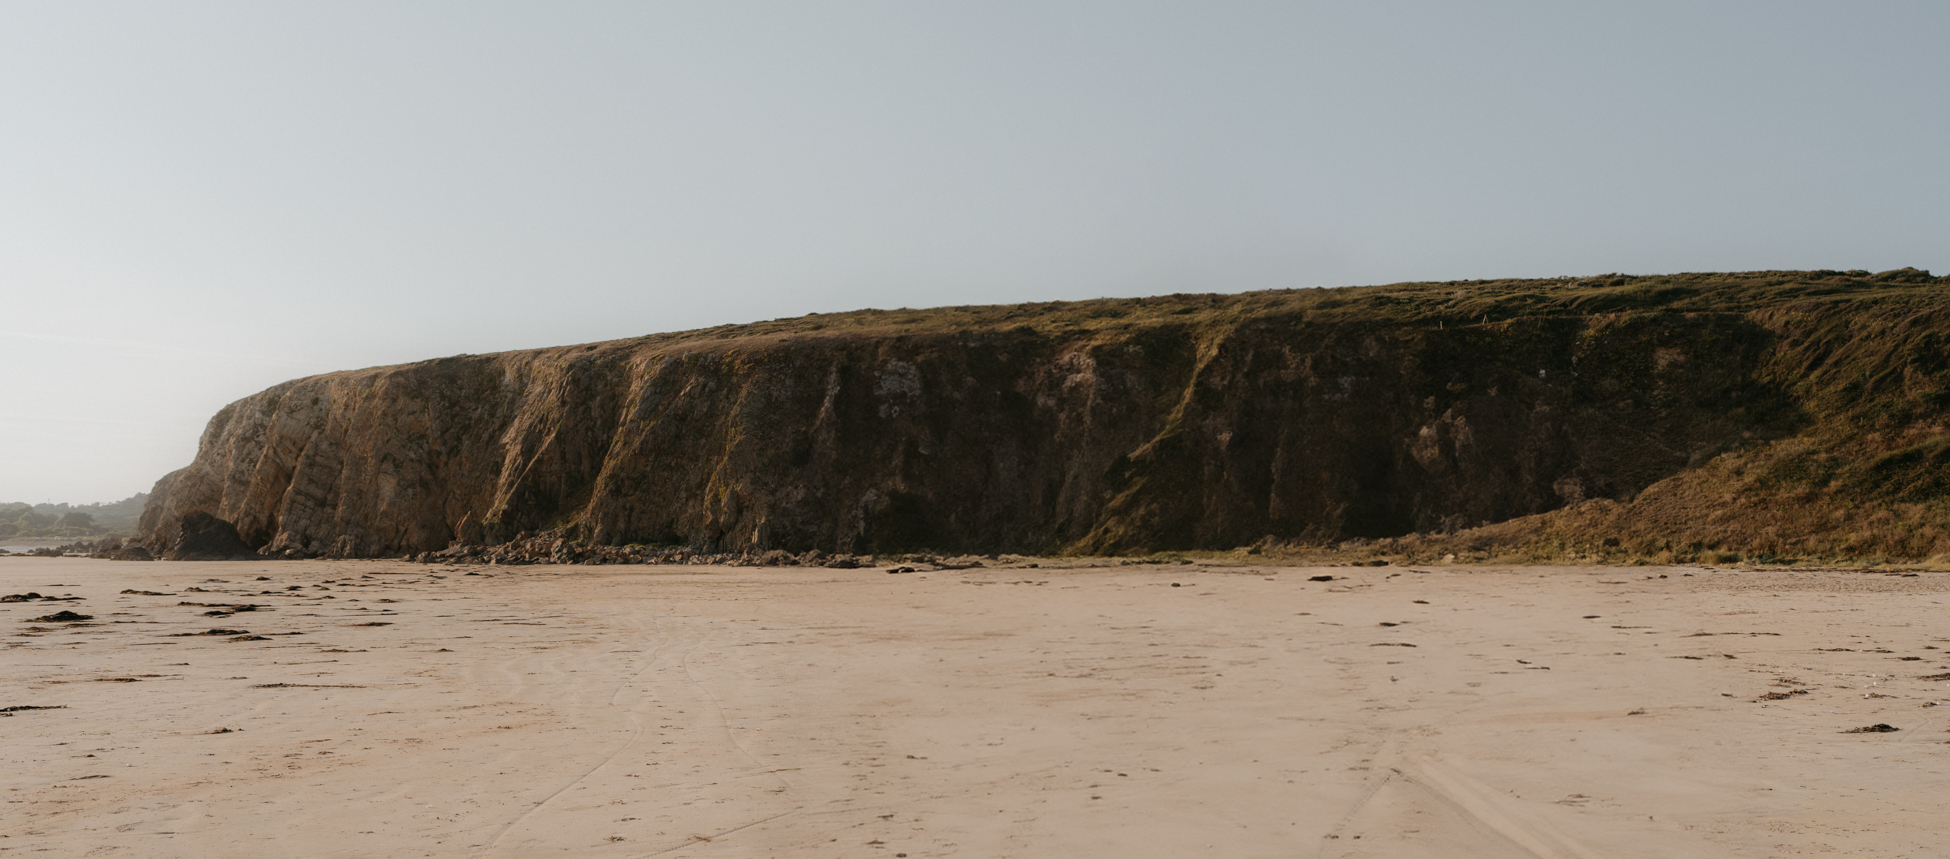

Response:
(4, 1), (1946, 503)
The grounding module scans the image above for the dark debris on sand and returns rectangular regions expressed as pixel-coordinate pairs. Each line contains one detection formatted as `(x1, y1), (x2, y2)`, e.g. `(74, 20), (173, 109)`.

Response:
(1, 705), (67, 716)
(250, 683), (365, 689)
(4, 592), (83, 602)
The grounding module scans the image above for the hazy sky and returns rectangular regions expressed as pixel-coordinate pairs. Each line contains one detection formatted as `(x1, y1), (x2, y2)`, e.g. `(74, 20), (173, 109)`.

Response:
(4, 1), (1947, 504)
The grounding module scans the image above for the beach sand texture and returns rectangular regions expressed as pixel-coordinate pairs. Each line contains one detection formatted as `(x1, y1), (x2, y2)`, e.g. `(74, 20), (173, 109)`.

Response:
(4, 559), (1948, 857)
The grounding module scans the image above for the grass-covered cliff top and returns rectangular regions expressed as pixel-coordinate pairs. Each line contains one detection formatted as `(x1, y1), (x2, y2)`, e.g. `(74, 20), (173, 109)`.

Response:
(621, 267), (1943, 345)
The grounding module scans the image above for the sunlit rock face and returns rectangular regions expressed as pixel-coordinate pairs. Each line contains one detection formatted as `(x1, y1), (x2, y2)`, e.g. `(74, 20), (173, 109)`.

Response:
(139, 271), (1945, 559)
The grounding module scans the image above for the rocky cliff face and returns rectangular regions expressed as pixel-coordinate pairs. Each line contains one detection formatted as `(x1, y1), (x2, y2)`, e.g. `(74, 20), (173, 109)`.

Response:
(140, 270), (1950, 559)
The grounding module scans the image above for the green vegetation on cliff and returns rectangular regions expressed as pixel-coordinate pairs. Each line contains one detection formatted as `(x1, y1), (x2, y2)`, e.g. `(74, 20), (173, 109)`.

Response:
(139, 269), (1950, 563)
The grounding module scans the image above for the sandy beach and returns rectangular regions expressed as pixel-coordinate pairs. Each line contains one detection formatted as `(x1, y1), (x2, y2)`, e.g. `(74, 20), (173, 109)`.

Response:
(4, 558), (1947, 857)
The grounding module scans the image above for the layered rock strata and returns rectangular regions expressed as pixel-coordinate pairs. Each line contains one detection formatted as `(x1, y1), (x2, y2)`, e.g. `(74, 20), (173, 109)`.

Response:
(139, 270), (1950, 559)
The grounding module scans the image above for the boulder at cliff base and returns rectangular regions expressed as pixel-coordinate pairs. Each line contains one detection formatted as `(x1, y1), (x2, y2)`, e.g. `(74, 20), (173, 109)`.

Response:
(163, 512), (264, 561)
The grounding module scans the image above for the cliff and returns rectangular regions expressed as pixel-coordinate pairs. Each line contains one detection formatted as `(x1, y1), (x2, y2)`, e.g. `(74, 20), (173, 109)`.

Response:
(140, 268), (1950, 562)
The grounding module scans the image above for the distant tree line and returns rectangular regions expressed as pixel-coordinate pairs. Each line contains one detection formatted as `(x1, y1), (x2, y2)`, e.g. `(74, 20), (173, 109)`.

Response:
(0, 494), (147, 539)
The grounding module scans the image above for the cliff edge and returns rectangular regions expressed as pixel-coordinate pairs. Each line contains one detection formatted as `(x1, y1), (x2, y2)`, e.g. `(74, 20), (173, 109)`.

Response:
(140, 269), (1950, 562)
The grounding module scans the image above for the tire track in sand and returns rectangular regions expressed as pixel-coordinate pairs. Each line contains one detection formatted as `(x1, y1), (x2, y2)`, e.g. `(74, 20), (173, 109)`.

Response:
(1319, 748), (1608, 859)
(474, 610), (802, 856)
(1396, 757), (1605, 859)
(472, 609), (675, 856)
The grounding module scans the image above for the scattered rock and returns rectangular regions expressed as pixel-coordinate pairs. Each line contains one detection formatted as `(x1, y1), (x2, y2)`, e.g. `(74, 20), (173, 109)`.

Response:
(1758, 689), (1809, 701)
(0, 592), (82, 603)
(72, 537), (159, 562)
(250, 683), (365, 688)
(1308, 575), (1336, 582)
(3, 592), (81, 602)
(1842, 723), (1899, 733)
(368, 532), (949, 569)
(29, 610), (93, 622)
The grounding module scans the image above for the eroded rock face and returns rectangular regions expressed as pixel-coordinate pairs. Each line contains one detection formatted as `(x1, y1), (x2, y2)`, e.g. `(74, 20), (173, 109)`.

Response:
(138, 275), (1844, 558)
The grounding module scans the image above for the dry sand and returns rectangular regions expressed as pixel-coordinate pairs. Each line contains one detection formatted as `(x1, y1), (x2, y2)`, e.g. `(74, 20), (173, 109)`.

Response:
(4, 558), (1948, 857)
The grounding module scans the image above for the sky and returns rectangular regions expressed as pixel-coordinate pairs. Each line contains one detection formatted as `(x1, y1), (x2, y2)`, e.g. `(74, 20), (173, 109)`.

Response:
(3, 1), (1947, 504)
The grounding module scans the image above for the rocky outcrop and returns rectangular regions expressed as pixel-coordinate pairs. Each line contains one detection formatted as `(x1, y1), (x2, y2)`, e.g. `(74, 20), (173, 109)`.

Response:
(59, 537), (158, 561)
(159, 512), (261, 561)
(139, 270), (1950, 560)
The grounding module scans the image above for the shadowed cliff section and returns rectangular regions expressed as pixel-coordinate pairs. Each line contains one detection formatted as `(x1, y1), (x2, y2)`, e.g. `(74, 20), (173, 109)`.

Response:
(140, 269), (1950, 560)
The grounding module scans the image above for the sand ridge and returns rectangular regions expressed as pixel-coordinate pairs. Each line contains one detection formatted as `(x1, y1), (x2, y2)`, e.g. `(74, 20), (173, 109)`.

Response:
(4, 559), (1948, 857)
